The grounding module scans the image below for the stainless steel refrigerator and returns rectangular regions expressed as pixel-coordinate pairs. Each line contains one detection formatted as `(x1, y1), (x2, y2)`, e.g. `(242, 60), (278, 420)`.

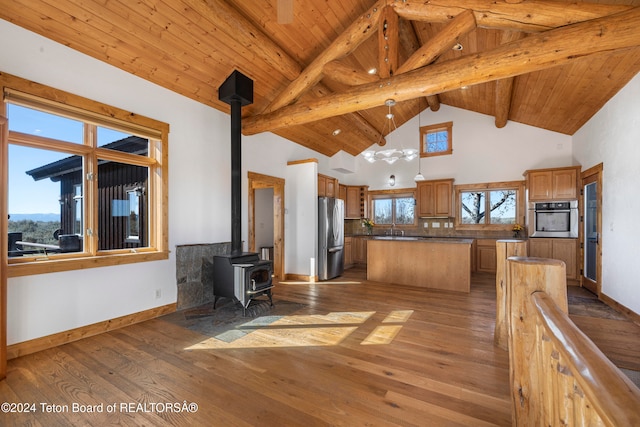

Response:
(318, 197), (344, 281)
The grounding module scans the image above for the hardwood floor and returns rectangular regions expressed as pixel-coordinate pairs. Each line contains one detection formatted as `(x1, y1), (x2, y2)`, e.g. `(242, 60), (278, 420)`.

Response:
(1, 268), (637, 426)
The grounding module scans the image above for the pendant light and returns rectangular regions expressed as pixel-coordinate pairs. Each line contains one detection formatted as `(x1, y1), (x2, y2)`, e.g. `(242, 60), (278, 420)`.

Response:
(361, 99), (418, 164)
(414, 98), (426, 182)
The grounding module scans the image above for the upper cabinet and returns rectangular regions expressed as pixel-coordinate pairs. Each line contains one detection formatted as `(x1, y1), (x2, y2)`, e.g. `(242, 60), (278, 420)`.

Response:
(339, 184), (347, 202)
(417, 179), (454, 217)
(345, 185), (368, 219)
(318, 174), (338, 198)
(524, 166), (580, 201)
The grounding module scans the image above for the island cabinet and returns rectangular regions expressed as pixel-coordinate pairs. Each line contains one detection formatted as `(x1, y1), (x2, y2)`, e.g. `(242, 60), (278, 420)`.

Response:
(345, 185), (368, 219)
(318, 174), (338, 198)
(524, 166), (580, 201)
(344, 236), (353, 268)
(353, 236), (368, 265)
(367, 238), (472, 292)
(528, 238), (578, 280)
(417, 179), (454, 217)
(476, 239), (497, 273)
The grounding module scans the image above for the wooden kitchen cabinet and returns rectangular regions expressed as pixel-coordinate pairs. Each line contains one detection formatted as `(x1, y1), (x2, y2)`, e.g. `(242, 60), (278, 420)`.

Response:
(525, 166), (580, 201)
(417, 179), (454, 217)
(344, 236), (353, 268)
(353, 236), (368, 265)
(476, 239), (497, 273)
(345, 185), (368, 219)
(528, 238), (578, 280)
(339, 184), (347, 202)
(318, 174), (338, 197)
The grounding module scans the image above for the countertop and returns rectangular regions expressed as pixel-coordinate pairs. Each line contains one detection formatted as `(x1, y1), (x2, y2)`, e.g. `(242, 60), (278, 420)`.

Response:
(346, 234), (520, 242)
(367, 236), (474, 244)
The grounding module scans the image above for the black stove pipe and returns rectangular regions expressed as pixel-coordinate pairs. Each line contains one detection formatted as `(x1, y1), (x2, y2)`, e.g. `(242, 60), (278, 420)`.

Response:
(229, 98), (242, 255)
(218, 71), (253, 256)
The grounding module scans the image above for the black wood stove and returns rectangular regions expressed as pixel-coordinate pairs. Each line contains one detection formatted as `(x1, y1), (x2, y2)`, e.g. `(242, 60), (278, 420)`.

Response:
(212, 253), (273, 316)
(213, 70), (273, 316)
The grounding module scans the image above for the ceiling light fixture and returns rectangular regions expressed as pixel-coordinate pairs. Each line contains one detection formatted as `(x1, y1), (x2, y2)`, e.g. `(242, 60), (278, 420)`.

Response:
(414, 98), (425, 182)
(452, 43), (463, 51)
(332, 129), (341, 136)
(361, 99), (418, 164)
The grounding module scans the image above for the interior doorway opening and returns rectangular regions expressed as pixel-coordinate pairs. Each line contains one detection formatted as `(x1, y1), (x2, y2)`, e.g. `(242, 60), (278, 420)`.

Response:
(248, 172), (285, 280)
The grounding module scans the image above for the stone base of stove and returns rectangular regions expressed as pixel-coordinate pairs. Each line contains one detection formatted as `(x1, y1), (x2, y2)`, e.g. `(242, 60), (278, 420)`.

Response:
(176, 242), (233, 310)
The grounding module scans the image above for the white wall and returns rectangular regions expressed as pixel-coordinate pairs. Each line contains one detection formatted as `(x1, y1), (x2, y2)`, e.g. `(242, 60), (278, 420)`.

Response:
(284, 162), (318, 277)
(342, 105), (573, 190)
(573, 73), (640, 315)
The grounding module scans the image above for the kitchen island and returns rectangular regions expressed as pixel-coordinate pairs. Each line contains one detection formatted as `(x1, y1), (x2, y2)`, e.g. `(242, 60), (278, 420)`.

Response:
(367, 237), (473, 293)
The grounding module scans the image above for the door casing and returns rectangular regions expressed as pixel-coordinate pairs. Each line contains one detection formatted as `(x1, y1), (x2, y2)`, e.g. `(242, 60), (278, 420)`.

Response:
(581, 163), (602, 296)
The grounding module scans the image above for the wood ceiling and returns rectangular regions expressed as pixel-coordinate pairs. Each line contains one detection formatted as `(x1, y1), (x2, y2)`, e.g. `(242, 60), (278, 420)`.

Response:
(1, 0), (639, 157)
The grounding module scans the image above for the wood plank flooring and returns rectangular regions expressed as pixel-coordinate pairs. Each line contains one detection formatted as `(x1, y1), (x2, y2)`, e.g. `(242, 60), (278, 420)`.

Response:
(1, 268), (637, 426)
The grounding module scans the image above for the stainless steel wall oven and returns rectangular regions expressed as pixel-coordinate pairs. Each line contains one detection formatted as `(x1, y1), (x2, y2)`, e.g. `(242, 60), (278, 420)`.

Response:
(528, 200), (578, 238)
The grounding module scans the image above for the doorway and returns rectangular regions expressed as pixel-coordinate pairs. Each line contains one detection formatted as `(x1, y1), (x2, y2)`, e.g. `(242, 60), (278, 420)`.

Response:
(248, 172), (285, 280)
(582, 164), (602, 296)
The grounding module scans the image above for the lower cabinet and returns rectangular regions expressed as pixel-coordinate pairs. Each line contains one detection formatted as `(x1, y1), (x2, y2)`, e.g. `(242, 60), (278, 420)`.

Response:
(528, 238), (578, 280)
(476, 239), (497, 273)
(344, 236), (353, 268)
(353, 236), (368, 265)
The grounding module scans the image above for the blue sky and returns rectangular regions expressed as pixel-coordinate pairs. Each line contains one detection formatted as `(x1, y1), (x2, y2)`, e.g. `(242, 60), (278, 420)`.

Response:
(8, 104), (128, 214)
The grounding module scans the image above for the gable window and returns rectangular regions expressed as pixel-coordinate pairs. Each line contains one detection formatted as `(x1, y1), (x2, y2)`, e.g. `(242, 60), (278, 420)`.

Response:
(370, 191), (416, 226)
(2, 75), (169, 277)
(420, 121), (453, 157)
(455, 181), (525, 230)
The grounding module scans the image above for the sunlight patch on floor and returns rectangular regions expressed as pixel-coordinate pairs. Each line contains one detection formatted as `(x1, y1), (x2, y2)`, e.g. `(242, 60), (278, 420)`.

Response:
(185, 326), (358, 349)
(253, 311), (375, 327)
(184, 310), (410, 350)
(383, 310), (414, 323)
(361, 325), (403, 345)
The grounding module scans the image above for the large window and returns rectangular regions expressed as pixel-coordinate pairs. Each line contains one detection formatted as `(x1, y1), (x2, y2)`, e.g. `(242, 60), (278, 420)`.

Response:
(455, 181), (525, 230)
(2, 76), (169, 276)
(370, 191), (416, 226)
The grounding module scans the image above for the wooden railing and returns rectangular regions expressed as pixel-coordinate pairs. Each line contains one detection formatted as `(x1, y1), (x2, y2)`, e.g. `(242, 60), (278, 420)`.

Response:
(506, 256), (640, 426)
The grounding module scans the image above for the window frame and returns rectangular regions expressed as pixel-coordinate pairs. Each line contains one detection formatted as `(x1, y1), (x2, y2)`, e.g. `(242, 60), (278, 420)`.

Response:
(1, 73), (169, 277)
(454, 181), (526, 231)
(420, 121), (453, 158)
(368, 189), (417, 228)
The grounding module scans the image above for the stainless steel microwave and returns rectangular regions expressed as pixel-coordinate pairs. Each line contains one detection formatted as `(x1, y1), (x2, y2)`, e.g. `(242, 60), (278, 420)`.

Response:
(528, 200), (578, 238)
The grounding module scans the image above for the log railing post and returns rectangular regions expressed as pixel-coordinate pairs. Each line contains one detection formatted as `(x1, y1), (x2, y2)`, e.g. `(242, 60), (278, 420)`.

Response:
(494, 239), (527, 350)
(507, 257), (567, 426)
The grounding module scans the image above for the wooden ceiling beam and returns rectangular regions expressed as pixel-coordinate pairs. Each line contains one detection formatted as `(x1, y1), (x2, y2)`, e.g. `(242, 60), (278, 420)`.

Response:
(390, 0), (632, 32)
(323, 60), (379, 86)
(242, 7), (640, 135)
(396, 10), (475, 114)
(495, 31), (526, 128)
(378, 5), (399, 78)
(263, 0), (385, 114)
(426, 95), (441, 112)
(396, 10), (476, 74)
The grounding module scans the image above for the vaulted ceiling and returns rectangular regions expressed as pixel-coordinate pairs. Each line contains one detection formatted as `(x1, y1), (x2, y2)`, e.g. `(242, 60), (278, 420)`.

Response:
(1, 0), (639, 157)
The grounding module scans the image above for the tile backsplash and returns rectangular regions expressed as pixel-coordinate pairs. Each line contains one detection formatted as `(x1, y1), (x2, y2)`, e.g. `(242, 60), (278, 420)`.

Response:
(345, 218), (520, 240)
